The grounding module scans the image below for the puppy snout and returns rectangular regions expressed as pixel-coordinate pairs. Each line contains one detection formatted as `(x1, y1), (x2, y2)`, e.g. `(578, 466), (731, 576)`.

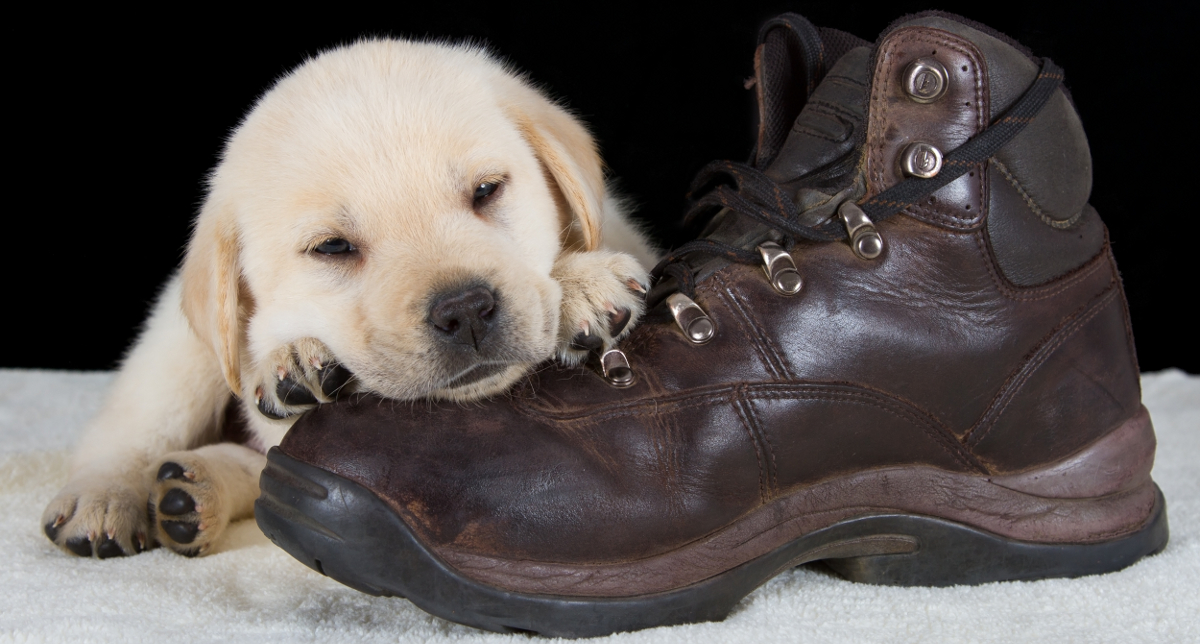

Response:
(428, 285), (497, 350)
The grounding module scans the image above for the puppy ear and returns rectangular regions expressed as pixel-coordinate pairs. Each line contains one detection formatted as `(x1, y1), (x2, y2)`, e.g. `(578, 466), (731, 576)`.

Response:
(505, 86), (605, 252)
(180, 199), (245, 396)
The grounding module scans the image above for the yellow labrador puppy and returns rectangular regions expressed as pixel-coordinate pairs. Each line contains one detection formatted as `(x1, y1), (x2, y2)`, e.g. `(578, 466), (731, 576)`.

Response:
(42, 39), (655, 558)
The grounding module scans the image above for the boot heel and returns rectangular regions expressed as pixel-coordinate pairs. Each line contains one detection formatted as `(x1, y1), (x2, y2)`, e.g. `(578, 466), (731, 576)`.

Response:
(822, 487), (1169, 586)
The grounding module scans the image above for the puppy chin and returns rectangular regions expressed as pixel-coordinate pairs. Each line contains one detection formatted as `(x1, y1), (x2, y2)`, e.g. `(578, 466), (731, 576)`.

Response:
(430, 363), (533, 402)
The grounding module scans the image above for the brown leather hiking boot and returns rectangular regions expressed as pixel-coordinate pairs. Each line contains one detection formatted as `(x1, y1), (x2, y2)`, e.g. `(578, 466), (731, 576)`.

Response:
(255, 12), (1168, 637)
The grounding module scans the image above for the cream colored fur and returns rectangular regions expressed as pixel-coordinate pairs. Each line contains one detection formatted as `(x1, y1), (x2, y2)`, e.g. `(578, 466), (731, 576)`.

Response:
(43, 39), (656, 557)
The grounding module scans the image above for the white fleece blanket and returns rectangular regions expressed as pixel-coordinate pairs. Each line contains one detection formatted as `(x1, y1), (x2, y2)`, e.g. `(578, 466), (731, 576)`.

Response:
(1, 369), (1196, 643)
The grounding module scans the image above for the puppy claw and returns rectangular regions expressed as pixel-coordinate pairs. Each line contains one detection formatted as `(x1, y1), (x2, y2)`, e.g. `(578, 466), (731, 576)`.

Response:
(254, 339), (353, 419)
(608, 307), (632, 337)
(43, 473), (150, 558)
(553, 251), (649, 365)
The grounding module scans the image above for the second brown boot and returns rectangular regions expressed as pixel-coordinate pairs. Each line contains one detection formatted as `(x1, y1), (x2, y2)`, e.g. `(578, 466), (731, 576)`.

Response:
(256, 11), (1168, 637)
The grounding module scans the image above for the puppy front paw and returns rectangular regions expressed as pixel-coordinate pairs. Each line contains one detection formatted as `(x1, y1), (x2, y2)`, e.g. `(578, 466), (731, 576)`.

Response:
(42, 474), (151, 558)
(551, 251), (649, 365)
(147, 453), (227, 557)
(252, 338), (353, 420)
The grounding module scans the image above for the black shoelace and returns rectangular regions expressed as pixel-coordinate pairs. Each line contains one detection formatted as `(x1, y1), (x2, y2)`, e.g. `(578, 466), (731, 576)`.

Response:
(651, 59), (1065, 300)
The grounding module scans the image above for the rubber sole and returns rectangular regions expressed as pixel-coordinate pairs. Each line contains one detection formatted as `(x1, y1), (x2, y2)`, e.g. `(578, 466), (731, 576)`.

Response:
(255, 448), (1169, 638)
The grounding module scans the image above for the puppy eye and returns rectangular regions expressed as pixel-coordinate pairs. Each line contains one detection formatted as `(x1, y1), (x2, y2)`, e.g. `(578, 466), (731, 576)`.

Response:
(473, 181), (501, 202)
(314, 238), (355, 255)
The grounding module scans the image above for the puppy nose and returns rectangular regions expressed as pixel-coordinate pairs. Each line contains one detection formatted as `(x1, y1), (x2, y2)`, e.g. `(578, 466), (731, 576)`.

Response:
(428, 286), (497, 350)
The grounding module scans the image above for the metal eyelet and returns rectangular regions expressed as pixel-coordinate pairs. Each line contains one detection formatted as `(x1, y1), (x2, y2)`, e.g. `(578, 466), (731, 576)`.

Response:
(838, 201), (885, 260)
(599, 349), (635, 387)
(666, 292), (715, 344)
(756, 242), (803, 295)
(903, 58), (949, 103)
(900, 142), (943, 178)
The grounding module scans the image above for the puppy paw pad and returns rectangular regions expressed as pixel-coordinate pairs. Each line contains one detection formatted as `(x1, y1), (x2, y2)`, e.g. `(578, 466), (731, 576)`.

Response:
(276, 376), (318, 406)
(96, 536), (127, 559)
(44, 517), (63, 541)
(570, 327), (604, 352)
(158, 488), (196, 516)
(156, 462), (186, 481)
(317, 363), (353, 398)
(160, 520), (199, 544)
(65, 536), (92, 557)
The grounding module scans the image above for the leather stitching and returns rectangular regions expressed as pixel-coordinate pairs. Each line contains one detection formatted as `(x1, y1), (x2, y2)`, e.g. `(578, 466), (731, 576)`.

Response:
(906, 204), (984, 229)
(715, 288), (779, 380)
(792, 125), (850, 144)
(975, 229), (1110, 301)
(807, 98), (861, 121)
(902, 163), (986, 230)
(966, 285), (1120, 449)
(724, 279), (796, 381)
(516, 380), (981, 473)
(713, 273), (785, 380)
(732, 387), (769, 504)
(824, 73), (867, 87)
(742, 398), (779, 494)
(734, 291), (798, 381)
(746, 384), (981, 472)
(990, 158), (1083, 229)
(651, 401), (682, 502)
(866, 36), (895, 194)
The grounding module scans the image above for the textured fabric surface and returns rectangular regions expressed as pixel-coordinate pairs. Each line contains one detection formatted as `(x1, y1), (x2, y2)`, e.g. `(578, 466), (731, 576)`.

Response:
(1, 368), (1195, 643)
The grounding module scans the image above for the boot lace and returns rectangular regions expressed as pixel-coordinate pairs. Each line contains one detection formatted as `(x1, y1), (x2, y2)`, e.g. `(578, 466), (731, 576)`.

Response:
(650, 59), (1065, 301)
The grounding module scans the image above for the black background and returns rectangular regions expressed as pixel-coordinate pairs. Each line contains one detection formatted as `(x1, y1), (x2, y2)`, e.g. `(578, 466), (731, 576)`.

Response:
(8, 3), (1197, 373)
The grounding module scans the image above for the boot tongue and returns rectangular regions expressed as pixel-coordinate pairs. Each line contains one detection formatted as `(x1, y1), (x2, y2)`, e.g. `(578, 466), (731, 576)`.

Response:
(700, 41), (873, 248)
(657, 18), (874, 296)
(761, 45), (873, 225)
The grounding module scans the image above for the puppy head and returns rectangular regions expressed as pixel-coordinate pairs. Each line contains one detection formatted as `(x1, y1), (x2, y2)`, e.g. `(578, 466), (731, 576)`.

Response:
(181, 39), (605, 401)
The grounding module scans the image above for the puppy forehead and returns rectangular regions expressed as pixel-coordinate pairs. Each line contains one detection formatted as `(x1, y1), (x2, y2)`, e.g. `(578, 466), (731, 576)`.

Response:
(227, 40), (533, 184)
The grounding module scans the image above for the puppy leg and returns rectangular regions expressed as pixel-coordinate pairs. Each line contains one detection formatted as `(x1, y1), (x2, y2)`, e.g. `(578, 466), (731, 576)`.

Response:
(42, 274), (232, 557)
(147, 443), (266, 557)
(249, 337), (353, 420)
(552, 250), (650, 365)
